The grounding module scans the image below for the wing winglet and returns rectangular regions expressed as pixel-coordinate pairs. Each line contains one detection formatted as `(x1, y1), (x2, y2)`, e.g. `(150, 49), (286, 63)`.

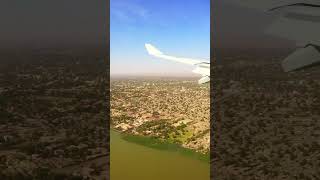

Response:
(145, 43), (163, 56)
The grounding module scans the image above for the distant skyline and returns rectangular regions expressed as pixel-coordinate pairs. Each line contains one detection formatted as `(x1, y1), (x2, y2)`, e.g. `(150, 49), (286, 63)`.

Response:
(110, 0), (210, 76)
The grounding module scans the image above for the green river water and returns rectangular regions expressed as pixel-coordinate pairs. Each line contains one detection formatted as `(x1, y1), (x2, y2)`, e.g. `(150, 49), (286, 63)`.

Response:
(110, 130), (210, 180)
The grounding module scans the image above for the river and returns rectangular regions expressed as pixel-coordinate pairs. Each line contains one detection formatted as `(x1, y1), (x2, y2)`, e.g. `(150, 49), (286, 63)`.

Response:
(110, 130), (210, 180)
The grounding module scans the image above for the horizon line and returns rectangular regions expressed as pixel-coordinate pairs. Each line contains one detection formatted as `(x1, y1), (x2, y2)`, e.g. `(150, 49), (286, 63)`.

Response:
(110, 73), (200, 78)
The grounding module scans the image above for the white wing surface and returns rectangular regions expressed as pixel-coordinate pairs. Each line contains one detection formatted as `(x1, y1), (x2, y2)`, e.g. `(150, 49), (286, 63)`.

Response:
(229, 0), (320, 71)
(145, 43), (210, 84)
(145, 43), (206, 65)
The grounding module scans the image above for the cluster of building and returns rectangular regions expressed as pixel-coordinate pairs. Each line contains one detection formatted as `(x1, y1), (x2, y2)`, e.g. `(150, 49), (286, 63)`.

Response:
(212, 50), (320, 179)
(0, 51), (108, 179)
(111, 78), (210, 153)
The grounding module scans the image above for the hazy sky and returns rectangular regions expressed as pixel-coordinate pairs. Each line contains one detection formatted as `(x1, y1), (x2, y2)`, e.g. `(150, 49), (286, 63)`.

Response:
(110, 0), (210, 76)
(0, 0), (106, 49)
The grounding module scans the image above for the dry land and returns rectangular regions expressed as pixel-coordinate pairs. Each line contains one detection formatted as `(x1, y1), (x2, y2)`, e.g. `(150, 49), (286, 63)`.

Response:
(0, 49), (108, 179)
(212, 48), (320, 179)
(111, 77), (210, 154)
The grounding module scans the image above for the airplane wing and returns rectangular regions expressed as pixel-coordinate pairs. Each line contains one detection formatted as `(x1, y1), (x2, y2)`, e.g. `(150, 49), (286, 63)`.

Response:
(228, 0), (320, 72)
(145, 43), (210, 84)
(145, 43), (206, 65)
(227, 0), (320, 12)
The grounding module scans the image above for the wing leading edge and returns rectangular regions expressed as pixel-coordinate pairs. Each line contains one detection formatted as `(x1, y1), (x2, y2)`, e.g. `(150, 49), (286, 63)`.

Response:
(145, 43), (210, 84)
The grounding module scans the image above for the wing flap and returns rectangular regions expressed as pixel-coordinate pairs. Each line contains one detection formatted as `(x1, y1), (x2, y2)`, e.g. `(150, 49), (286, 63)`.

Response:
(198, 76), (210, 84)
(282, 45), (320, 72)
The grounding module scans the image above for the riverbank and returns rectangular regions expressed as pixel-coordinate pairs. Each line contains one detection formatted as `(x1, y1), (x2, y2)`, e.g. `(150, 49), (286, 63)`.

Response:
(111, 79), (210, 154)
(110, 129), (210, 180)
(111, 129), (210, 163)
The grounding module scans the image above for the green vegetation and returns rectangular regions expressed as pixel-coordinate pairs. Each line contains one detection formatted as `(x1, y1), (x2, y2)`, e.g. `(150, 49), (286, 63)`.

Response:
(134, 119), (196, 146)
(111, 79), (210, 155)
(111, 115), (135, 125)
(119, 131), (209, 162)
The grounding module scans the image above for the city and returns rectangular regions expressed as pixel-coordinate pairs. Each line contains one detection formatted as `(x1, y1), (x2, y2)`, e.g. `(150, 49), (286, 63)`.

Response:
(212, 48), (320, 179)
(111, 77), (210, 154)
(0, 49), (108, 179)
